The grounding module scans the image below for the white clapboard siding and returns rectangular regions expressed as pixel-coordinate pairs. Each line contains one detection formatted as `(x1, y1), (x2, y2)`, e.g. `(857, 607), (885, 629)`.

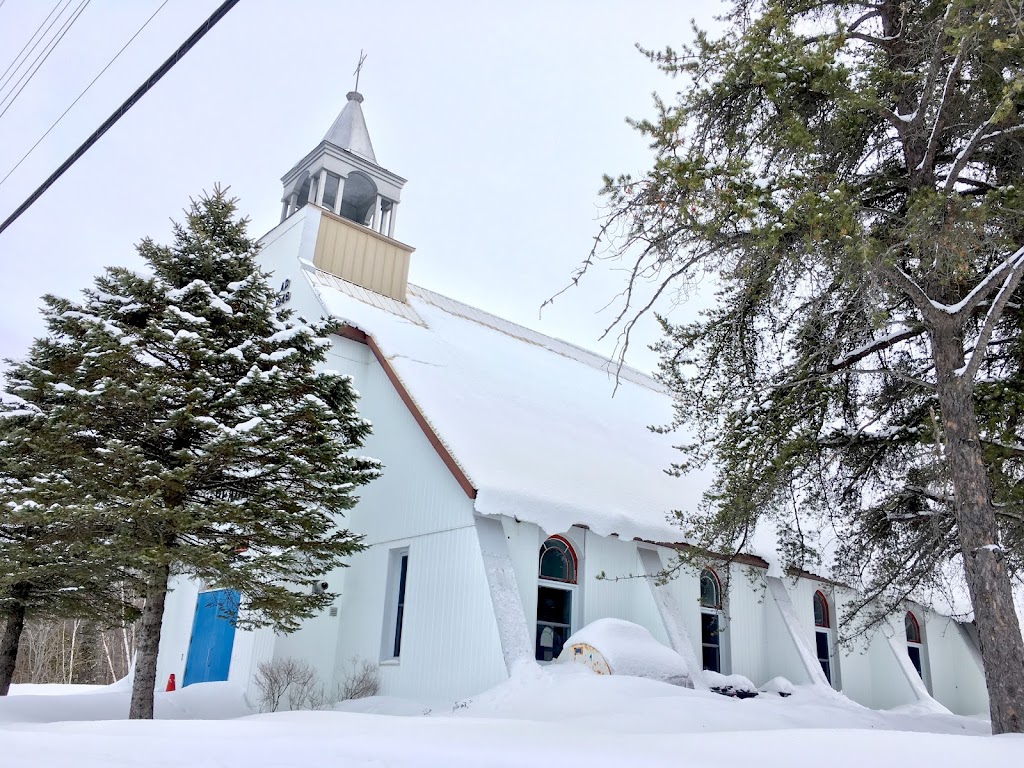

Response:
(333, 524), (507, 702)
(580, 532), (667, 646)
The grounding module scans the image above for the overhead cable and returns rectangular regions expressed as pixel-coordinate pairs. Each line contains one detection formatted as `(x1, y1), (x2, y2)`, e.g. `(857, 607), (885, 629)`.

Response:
(0, 0), (92, 121)
(0, 0), (242, 238)
(0, 0), (67, 96)
(0, 0), (170, 189)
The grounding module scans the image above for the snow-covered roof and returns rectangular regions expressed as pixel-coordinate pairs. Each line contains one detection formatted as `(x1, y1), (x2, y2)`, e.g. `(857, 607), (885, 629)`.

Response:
(307, 268), (713, 543)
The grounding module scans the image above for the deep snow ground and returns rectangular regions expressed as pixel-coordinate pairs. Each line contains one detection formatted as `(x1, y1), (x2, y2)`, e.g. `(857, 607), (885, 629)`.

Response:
(2, 664), (1019, 768)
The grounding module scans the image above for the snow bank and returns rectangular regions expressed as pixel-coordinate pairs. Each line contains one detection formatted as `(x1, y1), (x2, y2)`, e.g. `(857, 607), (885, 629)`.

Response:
(556, 618), (689, 686)
(0, 681), (253, 724)
(0, 666), (1004, 768)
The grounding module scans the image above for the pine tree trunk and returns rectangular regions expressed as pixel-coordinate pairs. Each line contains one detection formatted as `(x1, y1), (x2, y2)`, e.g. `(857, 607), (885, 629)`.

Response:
(932, 322), (1024, 734)
(0, 602), (26, 696)
(128, 564), (170, 719)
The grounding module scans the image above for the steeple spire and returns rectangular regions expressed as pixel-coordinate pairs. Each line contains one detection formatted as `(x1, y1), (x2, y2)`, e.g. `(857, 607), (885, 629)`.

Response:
(323, 90), (376, 163)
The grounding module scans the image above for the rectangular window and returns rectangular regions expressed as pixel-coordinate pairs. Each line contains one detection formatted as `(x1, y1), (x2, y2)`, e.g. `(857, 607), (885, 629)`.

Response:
(393, 553), (408, 657)
(701, 611), (721, 672)
(536, 586), (572, 661)
(908, 645), (923, 678)
(816, 630), (832, 684)
(382, 548), (409, 661)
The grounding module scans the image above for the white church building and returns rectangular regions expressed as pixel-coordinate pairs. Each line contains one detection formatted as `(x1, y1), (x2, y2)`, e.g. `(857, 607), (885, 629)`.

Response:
(154, 88), (990, 716)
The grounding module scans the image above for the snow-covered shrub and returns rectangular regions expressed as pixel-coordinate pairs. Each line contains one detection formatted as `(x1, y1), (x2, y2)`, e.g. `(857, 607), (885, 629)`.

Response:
(338, 656), (381, 701)
(759, 676), (794, 698)
(704, 671), (758, 699)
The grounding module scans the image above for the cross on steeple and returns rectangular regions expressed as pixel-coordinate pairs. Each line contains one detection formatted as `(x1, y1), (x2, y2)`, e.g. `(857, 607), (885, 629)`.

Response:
(353, 50), (367, 92)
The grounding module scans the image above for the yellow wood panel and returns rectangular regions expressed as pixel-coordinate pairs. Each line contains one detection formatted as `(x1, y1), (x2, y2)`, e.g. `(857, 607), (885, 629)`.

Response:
(312, 210), (415, 301)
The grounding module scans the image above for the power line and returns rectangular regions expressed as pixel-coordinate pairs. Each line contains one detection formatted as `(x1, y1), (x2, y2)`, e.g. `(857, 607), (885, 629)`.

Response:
(0, 0), (85, 112)
(0, 0), (67, 96)
(0, 0), (92, 121)
(0, 0), (242, 238)
(0, 0), (170, 189)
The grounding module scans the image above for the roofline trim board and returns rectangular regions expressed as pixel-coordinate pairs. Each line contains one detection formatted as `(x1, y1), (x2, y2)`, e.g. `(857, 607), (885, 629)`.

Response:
(334, 324), (478, 500)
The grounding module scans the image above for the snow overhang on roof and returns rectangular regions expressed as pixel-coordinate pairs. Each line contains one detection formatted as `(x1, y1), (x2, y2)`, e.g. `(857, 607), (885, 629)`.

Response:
(307, 269), (715, 545)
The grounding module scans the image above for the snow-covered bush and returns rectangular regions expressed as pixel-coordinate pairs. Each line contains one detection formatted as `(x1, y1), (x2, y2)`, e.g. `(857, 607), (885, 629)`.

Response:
(704, 671), (758, 699)
(759, 676), (794, 698)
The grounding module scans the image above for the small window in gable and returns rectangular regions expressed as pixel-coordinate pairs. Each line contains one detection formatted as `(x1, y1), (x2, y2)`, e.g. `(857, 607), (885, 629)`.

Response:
(539, 536), (577, 584)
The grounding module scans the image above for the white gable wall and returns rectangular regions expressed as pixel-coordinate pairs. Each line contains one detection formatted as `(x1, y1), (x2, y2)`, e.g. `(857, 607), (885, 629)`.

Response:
(325, 346), (507, 703)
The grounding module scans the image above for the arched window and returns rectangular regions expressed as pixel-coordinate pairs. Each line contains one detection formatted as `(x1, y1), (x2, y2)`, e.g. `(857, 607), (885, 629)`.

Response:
(905, 611), (924, 679)
(813, 591), (834, 685)
(700, 568), (724, 673)
(539, 536), (577, 584)
(536, 536), (578, 662)
(813, 590), (830, 628)
(700, 568), (722, 609)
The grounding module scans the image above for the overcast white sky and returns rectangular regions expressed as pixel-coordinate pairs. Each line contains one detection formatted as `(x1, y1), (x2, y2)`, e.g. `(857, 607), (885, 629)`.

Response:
(0, 0), (723, 373)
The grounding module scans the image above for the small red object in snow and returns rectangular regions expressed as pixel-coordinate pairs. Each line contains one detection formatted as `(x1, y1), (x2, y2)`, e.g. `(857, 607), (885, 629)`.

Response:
(166, 673), (176, 692)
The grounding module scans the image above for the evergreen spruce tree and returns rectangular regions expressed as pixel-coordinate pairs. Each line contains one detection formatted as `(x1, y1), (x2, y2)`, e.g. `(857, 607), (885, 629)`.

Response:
(559, 0), (1024, 732)
(0, 363), (140, 695)
(4, 187), (379, 718)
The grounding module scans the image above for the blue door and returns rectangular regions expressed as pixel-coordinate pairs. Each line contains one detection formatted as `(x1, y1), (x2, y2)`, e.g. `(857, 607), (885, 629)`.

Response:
(182, 589), (240, 687)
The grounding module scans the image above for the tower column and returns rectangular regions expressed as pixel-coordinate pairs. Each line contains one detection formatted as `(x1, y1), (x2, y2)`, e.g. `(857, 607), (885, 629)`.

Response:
(371, 193), (383, 231)
(280, 199), (289, 222)
(333, 175), (346, 215)
(315, 169), (327, 207)
(387, 201), (398, 238)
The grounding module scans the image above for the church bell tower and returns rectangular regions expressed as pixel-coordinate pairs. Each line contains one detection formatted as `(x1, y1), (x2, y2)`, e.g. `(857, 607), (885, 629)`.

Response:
(280, 89), (406, 237)
(277, 79), (414, 301)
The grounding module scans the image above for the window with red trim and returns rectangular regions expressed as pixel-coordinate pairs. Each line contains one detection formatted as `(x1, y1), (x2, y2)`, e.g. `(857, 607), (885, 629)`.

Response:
(905, 611), (921, 644)
(538, 535), (577, 584)
(699, 568), (724, 672)
(536, 536), (578, 662)
(905, 611), (924, 679)
(813, 590), (830, 628)
(813, 591), (834, 685)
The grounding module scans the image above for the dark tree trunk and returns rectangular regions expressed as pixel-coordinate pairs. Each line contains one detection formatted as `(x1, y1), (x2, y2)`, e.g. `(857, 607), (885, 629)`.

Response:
(128, 563), (170, 719)
(0, 602), (26, 696)
(932, 322), (1024, 734)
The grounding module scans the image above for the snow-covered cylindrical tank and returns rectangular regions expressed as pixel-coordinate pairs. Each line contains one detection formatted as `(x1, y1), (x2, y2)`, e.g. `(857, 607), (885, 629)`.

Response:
(556, 618), (691, 687)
